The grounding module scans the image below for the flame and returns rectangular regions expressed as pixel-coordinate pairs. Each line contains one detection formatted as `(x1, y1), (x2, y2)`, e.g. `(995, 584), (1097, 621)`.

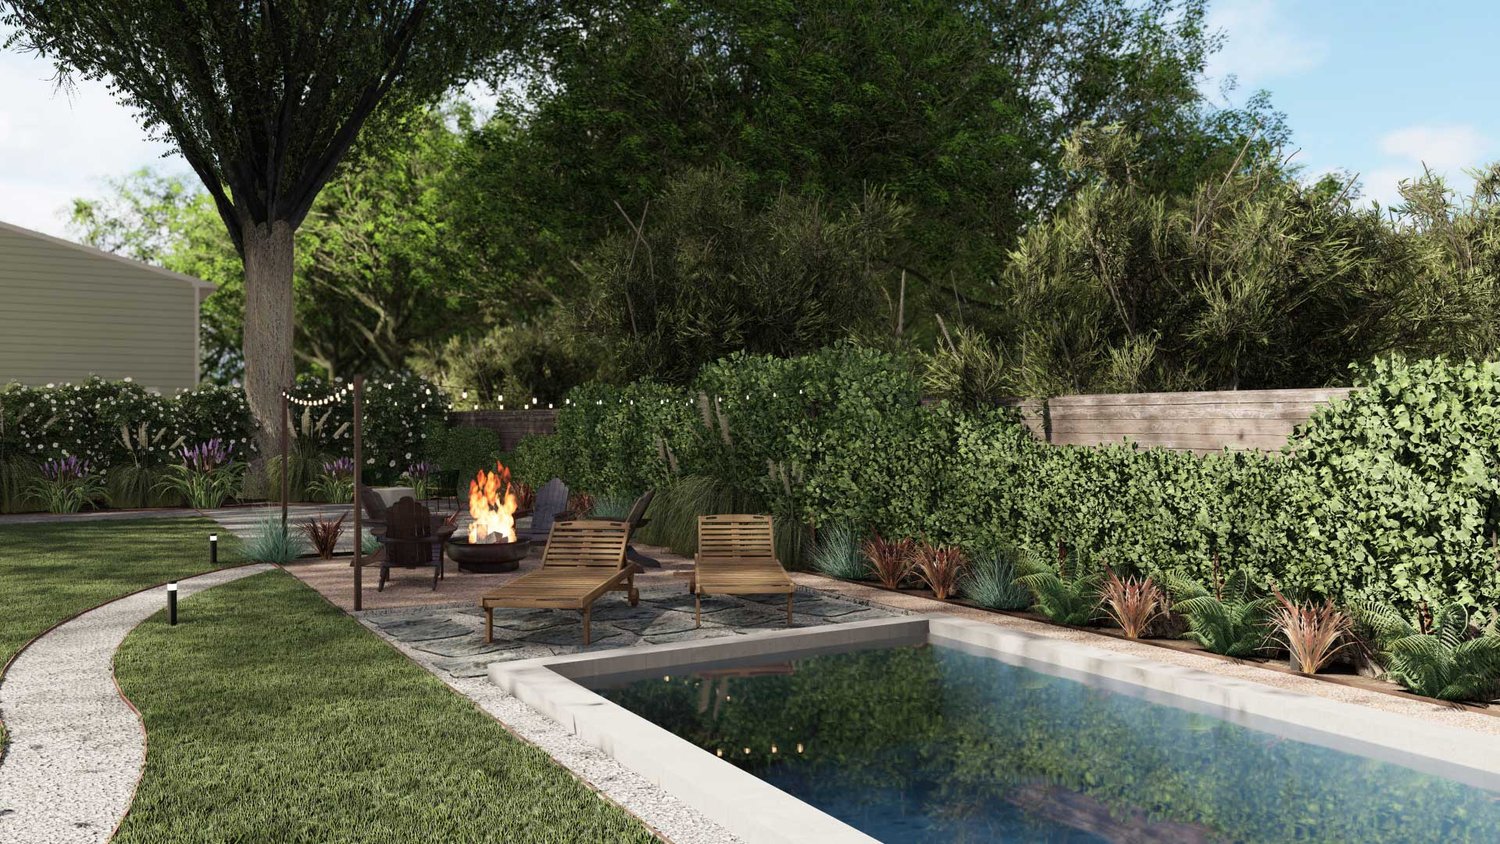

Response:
(467, 462), (518, 544)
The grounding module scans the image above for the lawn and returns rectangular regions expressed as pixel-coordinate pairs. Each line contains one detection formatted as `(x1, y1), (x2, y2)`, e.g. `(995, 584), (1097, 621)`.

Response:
(112, 568), (657, 843)
(0, 516), (235, 748)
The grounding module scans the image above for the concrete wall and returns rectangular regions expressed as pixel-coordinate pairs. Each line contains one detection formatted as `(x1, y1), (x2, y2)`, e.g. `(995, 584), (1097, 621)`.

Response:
(0, 222), (210, 392)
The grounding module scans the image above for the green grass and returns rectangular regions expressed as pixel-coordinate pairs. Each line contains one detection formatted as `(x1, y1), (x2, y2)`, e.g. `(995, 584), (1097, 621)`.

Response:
(0, 516), (234, 672)
(0, 516), (234, 750)
(112, 569), (657, 844)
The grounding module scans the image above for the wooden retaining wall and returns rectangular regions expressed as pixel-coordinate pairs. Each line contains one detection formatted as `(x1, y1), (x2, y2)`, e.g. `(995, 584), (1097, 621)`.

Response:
(1042, 388), (1353, 454)
(449, 387), (1354, 455)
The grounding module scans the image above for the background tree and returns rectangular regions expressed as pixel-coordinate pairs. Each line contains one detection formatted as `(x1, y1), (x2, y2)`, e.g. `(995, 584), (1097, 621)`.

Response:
(4, 0), (538, 455)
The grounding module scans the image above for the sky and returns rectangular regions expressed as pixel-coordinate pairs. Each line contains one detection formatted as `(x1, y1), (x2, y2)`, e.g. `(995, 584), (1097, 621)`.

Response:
(1, 1), (1497, 239)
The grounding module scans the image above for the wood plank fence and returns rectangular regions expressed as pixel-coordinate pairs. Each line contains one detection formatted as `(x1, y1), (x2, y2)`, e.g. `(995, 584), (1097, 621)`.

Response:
(452, 387), (1354, 456)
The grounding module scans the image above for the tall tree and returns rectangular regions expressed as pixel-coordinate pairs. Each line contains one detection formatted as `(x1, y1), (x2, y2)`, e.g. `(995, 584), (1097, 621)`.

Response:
(4, 0), (536, 453)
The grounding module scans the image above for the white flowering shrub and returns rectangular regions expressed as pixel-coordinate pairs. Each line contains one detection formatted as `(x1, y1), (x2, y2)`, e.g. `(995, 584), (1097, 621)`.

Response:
(286, 371), (449, 484)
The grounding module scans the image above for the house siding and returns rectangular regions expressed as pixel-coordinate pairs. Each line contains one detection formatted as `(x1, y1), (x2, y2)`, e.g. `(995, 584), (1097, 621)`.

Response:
(0, 223), (206, 392)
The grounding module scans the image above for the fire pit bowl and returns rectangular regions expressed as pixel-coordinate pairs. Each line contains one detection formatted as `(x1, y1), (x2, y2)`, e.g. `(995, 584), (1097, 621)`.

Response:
(447, 536), (532, 573)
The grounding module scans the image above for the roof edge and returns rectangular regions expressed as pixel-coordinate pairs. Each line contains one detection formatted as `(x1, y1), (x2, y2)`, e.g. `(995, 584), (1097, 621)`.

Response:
(0, 218), (217, 291)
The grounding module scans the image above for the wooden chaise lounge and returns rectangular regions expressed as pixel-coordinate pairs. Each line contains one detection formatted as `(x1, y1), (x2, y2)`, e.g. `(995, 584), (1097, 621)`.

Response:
(479, 519), (639, 645)
(691, 514), (795, 627)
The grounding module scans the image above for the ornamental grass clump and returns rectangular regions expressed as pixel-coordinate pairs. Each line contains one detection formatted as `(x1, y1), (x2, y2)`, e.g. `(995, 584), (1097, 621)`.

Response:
(810, 523), (866, 580)
(400, 461), (438, 501)
(862, 534), (915, 589)
(301, 513), (347, 560)
(27, 456), (105, 514)
(156, 439), (244, 509)
(309, 457), (356, 503)
(244, 515), (310, 563)
(912, 543), (967, 600)
(1352, 601), (1500, 701)
(1016, 544), (1103, 626)
(1270, 588), (1353, 675)
(1101, 567), (1168, 639)
(960, 545), (1032, 610)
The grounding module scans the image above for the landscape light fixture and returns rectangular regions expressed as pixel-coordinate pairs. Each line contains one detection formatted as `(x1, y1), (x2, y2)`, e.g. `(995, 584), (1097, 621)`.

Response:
(167, 582), (178, 625)
(209, 534), (218, 566)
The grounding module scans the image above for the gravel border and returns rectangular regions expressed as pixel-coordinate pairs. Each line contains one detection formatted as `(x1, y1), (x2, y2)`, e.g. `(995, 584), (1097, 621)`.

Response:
(0, 564), (274, 844)
(360, 610), (747, 844)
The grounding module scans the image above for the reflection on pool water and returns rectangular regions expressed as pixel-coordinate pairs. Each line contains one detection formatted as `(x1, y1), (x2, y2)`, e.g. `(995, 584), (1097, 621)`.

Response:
(591, 643), (1500, 843)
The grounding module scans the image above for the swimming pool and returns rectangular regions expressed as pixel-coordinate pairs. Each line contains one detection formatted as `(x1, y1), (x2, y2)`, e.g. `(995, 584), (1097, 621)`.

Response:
(492, 616), (1500, 844)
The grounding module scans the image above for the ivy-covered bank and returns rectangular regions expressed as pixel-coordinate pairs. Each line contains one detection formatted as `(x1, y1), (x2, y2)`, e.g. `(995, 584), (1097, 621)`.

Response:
(512, 351), (1500, 614)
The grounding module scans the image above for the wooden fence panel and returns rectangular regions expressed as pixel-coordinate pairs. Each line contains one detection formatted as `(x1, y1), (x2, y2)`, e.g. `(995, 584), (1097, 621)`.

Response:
(1045, 388), (1352, 453)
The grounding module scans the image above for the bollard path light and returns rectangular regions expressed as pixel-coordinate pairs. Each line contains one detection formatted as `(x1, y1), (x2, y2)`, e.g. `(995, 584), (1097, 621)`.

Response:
(209, 533), (219, 566)
(167, 582), (178, 626)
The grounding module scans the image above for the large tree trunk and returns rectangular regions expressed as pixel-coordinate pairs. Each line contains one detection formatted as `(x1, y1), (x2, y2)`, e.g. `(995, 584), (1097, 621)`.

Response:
(241, 220), (297, 467)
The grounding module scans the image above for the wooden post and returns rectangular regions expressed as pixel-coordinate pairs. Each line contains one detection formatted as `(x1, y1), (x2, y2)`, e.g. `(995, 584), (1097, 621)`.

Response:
(352, 375), (364, 611)
(280, 394), (290, 533)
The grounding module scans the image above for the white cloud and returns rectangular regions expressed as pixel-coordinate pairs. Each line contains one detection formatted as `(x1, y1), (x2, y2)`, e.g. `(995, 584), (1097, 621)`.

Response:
(0, 33), (184, 238)
(1361, 124), (1489, 209)
(1204, 0), (1326, 96)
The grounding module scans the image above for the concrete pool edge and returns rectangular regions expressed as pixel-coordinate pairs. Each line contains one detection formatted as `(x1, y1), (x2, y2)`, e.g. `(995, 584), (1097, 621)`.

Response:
(492, 615), (1500, 843)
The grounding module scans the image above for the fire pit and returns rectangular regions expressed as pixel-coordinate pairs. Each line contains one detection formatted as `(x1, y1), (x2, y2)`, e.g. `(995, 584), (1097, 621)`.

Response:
(448, 535), (532, 573)
(452, 461), (533, 573)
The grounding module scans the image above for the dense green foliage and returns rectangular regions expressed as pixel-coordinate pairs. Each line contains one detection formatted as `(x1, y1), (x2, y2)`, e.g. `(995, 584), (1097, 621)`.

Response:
(519, 352), (1500, 614)
(113, 570), (655, 843)
(1353, 601), (1500, 701)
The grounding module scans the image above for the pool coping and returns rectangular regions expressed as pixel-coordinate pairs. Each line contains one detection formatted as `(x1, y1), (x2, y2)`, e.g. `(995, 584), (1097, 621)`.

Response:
(492, 614), (1500, 843)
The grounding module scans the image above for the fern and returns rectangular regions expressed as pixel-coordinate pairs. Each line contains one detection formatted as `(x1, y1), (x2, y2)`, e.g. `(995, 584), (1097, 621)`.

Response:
(1353, 602), (1500, 701)
(1165, 572), (1273, 657)
(811, 523), (866, 580)
(960, 544), (1032, 610)
(1015, 545), (1103, 625)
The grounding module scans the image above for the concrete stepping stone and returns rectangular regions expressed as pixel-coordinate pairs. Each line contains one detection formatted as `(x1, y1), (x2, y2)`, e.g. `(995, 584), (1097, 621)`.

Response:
(375, 617), (475, 642)
(588, 604), (663, 622)
(411, 637), (522, 658)
(611, 611), (701, 637)
(785, 599), (861, 618)
(522, 623), (629, 646)
(488, 609), (574, 632)
(705, 606), (785, 628)
(654, 594), (739, 614)
(644, 626), (738, 645)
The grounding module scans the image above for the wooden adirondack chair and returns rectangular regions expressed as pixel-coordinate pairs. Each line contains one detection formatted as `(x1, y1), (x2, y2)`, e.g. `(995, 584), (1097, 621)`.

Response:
(691, 514), (795, 627)
(479, 519), (638, 645)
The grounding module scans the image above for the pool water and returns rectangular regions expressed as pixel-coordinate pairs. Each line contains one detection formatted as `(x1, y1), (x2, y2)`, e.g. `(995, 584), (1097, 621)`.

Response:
(592, 644), (1500, 843)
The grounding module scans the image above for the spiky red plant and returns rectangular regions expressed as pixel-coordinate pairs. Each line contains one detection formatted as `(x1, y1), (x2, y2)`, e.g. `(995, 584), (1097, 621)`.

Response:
(1270, 587), (1353, 675)
(913, 543), (968, 600)
(301, 512), (346, 560)
(1101, 568), (1167, 639)
(512, 480), (535, 513)
(861, 534), (916, 589)
(565, 492), (595, 520)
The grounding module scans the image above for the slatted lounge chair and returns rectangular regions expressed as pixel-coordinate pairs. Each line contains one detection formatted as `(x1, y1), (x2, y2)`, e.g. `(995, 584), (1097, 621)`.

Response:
(691, 514), (795, 627)
(479, 519), (638, 645)
(518, 478), (568, 542)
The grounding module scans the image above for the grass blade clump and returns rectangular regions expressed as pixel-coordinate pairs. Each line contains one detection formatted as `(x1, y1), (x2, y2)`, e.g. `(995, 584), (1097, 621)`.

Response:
(1016, 544), (1103, 625)
(960, 544), (1032, 610)
(301, 513), (346, 560)
(861, 534), (915, 589)
(244, 515), (310, 563)
(1165, 571), (1274, 657)
(1353, 601), (1500, 701)
(810, 523), (866, 580)
(1101, 567), (1167, 639)
(1270, 587), (1353, 675)
(912, 542), (967, 600)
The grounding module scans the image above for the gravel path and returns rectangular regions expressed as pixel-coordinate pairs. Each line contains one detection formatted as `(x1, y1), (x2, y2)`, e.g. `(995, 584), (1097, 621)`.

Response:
(0, 564), (274, 844)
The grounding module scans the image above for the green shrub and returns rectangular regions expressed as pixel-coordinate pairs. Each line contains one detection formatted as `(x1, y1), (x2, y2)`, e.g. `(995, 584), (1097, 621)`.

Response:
(1353, 601), (1500, 701)
(1016, 545), (1104, 625)
(1165, 572), (1274, 657)
(430, 426), (502, 492)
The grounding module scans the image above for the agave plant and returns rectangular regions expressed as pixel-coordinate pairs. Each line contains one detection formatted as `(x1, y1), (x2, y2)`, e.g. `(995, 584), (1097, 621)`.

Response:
(960, 544), (1032, 610)
(1101, 567), (1168, 639)
(1165, 572), (1274, 657)
(811, 523), (867, 580)
(1270, 588), (1353, 675)
(861, 534), (916, 589)
(1352, 601), (1500, 701)
(912, 543), (967, 600)
(301, 512), (347, 560)
(1015, 544), (1103, 625)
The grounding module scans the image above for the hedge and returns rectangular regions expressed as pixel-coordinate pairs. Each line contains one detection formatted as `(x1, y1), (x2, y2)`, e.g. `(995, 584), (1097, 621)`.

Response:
(510, 352), (1500, 613)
